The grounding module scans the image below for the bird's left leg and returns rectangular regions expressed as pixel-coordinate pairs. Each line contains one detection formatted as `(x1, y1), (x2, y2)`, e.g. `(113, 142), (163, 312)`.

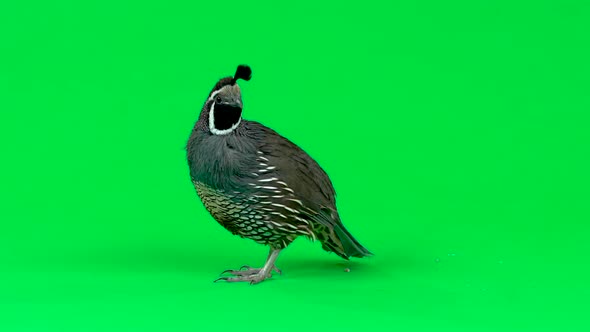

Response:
(216, 248), (282, 284)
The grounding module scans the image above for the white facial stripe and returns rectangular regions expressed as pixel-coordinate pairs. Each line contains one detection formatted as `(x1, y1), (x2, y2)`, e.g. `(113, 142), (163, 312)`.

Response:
(207, 89), (222, 102)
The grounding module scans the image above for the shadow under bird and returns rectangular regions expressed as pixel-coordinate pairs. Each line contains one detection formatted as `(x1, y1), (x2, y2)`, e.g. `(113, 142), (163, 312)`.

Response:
(186, 65), (372, 284)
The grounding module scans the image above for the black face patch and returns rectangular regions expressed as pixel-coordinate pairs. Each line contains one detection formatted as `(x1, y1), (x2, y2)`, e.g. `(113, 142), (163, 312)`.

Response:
(213, 103), (242, 131)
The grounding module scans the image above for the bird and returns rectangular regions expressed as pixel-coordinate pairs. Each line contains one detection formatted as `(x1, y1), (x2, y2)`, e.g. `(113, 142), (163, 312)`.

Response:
(186, 65), (372, 284)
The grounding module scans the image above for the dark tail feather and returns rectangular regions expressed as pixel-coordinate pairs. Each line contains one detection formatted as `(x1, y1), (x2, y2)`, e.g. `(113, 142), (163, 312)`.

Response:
(332, 223), (373, 258)
(313, 208), (373, 259)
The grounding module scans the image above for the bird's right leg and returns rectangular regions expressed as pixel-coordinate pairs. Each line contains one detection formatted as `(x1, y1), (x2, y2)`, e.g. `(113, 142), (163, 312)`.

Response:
(215, 248), (282, 284)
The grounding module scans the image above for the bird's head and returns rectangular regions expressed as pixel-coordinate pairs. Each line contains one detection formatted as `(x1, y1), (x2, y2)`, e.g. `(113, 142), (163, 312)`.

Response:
(201, 65), (252, 135)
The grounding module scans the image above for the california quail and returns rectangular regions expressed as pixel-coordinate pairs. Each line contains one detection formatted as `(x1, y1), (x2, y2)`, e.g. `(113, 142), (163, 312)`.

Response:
(186, 65), (372, 284)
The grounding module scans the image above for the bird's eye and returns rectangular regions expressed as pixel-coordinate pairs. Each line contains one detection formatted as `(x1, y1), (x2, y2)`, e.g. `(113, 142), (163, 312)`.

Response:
(215, 96), (222, 103)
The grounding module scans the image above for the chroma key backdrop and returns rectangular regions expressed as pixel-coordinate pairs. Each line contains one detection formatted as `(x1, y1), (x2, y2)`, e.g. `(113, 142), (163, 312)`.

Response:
(1, 1), (589, 331)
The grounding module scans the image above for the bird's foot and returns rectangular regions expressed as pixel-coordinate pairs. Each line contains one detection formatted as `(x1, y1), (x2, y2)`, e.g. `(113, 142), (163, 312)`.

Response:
(215, 265), (281, 285)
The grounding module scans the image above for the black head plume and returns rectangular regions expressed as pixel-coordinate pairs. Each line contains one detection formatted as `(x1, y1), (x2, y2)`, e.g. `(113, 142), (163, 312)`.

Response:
(232, 65), (252, 85)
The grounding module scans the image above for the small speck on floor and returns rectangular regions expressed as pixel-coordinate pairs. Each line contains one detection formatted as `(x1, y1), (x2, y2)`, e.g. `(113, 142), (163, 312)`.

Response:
(344, 268), (350, 273)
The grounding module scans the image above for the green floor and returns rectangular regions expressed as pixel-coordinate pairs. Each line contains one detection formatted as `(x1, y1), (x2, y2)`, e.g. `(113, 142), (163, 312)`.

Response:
(1, 1), (589, 331)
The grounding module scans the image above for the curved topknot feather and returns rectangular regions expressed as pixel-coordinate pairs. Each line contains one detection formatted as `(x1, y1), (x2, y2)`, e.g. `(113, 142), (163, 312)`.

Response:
(232, 65), (252, 84)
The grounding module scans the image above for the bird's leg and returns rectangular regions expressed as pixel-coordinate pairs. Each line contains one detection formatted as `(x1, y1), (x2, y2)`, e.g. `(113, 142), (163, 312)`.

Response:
(216, 248), (282, 284)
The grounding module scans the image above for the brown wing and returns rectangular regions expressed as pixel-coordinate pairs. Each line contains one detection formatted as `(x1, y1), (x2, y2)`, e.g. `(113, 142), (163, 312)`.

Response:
(242, 120), (337, 212)
(238, 121), (372, 258)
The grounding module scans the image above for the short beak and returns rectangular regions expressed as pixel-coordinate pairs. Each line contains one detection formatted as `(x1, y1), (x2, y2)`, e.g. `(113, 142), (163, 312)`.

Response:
(221, 100), (242, 109)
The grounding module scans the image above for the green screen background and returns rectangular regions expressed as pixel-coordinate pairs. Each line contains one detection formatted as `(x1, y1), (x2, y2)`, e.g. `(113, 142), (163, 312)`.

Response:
(1, 1), (589, 331)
